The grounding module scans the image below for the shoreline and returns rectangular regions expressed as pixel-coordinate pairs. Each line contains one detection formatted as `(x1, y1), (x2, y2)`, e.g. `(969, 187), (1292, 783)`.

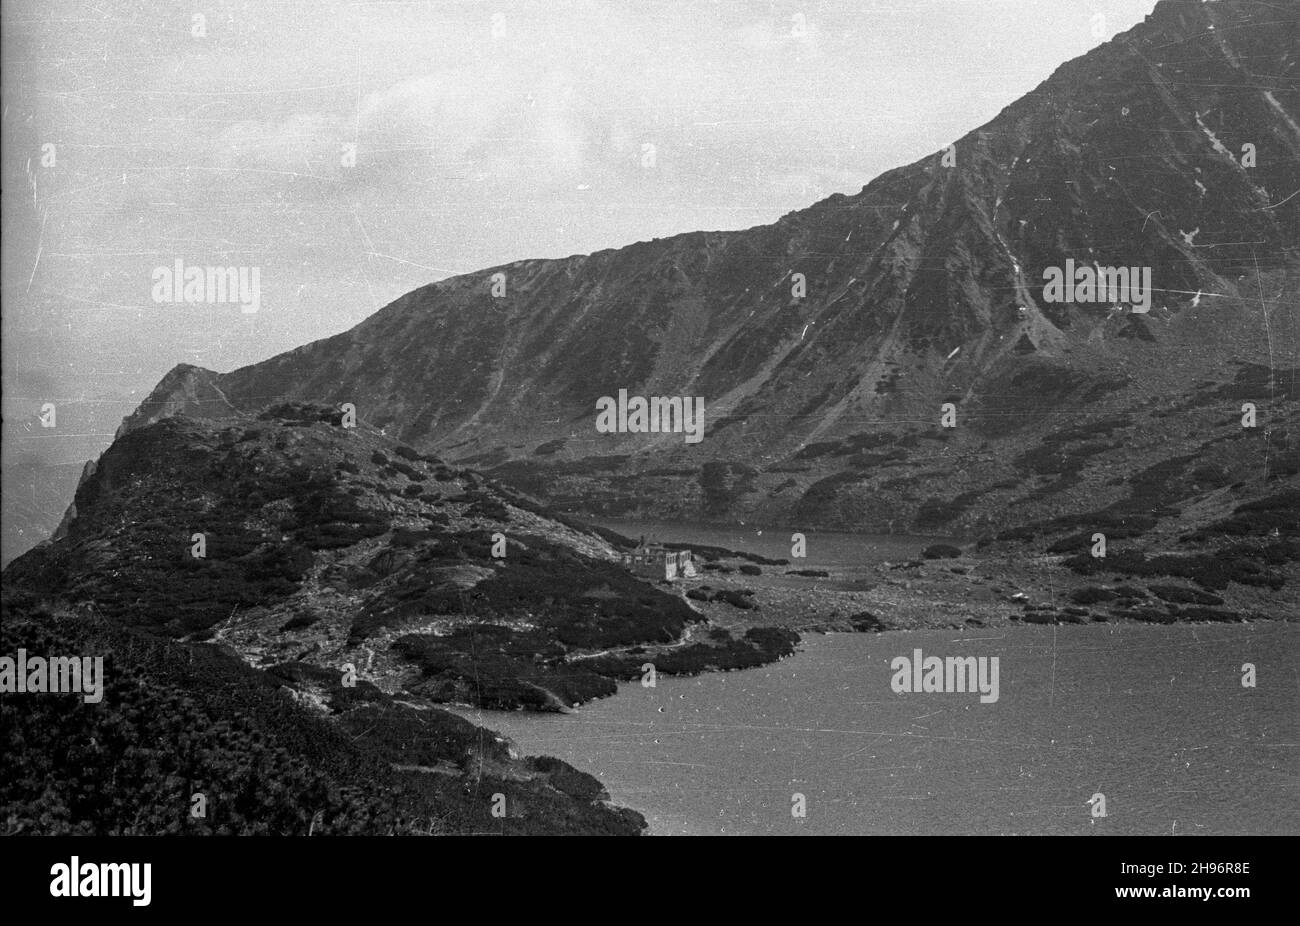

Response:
(659, 545), (1298, 637)
(447, 621), (1299, 837)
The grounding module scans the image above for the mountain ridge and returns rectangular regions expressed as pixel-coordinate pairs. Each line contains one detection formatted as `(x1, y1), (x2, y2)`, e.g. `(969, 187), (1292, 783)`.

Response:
(94, 0), (1300, 538)
(8, 1), (1299, 835)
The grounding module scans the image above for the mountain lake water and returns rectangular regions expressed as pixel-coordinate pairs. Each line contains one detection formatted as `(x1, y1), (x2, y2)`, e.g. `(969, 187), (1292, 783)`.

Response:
(587, 518), (944, 570)
(455, 521), (1299, 835)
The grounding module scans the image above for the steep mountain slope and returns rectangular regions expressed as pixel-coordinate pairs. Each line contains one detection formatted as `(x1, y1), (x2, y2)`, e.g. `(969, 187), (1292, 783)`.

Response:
(122, 0), (1298, 539)
(8, 404), (798, 704)
(2, 404), (802, 834)
(2, 595), (646, 835)
(9, 0), (1297, 839)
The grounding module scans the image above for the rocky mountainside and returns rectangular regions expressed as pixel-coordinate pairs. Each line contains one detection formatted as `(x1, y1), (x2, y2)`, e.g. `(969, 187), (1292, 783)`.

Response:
(8, 403), (800, 703)
(120, 1), (1298, 540)
(3, 404), (802, 834)
(7, 3), (1298, 834)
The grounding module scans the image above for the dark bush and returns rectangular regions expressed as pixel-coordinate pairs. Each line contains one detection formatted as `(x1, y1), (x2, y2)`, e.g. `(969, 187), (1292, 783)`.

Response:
(714, 590), (758, 610)
(279, 614), (320, 632)
(533, 439), (567, 456)
(528, 756), (606, 802)
(1148, 584), (1224, 606)
(1069, 587), (1116, 605)
(849, 611), (888, 632)
(915, 494), (981, 529)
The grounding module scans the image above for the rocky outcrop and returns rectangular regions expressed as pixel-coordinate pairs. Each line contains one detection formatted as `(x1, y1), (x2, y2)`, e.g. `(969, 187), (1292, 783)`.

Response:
(115, 363), (246, 439)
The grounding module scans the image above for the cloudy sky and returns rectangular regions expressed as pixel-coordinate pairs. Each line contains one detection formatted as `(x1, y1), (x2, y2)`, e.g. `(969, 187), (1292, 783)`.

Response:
(1, 0), (1157, 559)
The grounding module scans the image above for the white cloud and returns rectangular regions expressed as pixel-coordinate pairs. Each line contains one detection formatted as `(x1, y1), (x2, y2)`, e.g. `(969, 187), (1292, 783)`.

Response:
(211, 112), (345, 174)
(4, 0), (1162, 411)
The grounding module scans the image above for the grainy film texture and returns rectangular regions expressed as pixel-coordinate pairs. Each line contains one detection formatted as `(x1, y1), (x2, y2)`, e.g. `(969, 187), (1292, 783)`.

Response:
(2, 0), (1297, 844)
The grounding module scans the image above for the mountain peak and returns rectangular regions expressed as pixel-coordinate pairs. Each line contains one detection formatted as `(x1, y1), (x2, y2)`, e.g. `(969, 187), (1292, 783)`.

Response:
(118, 0), (1298, 534)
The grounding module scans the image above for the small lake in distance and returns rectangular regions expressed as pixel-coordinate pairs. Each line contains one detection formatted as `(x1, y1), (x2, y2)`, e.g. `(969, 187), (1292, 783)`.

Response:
(587, 517), (945, 568)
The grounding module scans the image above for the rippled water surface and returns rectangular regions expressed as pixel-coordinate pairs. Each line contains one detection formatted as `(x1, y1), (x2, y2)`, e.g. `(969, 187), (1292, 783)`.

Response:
(462, 624), (1298, 835)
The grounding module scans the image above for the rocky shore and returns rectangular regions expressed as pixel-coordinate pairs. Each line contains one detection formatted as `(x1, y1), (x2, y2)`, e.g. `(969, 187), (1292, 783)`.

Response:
(664, 542), (1299, 639)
